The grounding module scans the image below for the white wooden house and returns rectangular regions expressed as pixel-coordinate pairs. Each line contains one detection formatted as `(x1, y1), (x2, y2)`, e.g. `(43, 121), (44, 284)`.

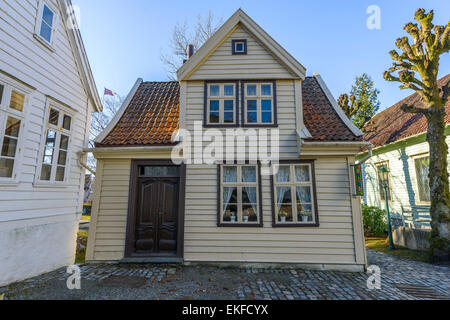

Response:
(86, 10), (370, 271)
(0, 0), (101, 286)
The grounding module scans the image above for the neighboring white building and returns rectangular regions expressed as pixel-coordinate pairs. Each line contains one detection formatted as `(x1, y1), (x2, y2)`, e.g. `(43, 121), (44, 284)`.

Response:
(0, 0), (102, 286)
(359, 74), (450, 230)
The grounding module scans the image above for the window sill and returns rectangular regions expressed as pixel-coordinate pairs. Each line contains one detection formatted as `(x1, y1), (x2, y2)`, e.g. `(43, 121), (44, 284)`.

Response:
(241, 123), (279, 128)
(33, 33), (55, 52)
(218, 222), (263, 228)
(0, 180), (20, 187)
(204, 123), (240, 128)
(33, 181), (69, 188)
(272, 222), (320, 228)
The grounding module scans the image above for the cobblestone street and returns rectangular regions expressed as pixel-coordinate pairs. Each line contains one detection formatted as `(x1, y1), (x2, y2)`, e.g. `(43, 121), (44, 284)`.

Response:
(1, 250), (449, 300)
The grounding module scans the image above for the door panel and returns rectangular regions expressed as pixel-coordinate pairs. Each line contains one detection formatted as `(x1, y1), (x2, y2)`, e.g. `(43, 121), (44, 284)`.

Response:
(133, 176), (179, 256)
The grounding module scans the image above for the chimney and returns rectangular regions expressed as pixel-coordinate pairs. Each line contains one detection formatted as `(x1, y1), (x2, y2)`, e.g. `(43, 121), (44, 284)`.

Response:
(187, 44), (195, 59)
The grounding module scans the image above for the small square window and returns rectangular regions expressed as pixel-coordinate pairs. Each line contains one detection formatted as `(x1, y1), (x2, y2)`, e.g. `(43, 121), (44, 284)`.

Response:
(232, 39), (247, 55)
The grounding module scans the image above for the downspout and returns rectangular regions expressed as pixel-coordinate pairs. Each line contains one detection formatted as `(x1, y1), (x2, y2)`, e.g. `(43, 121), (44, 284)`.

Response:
(356, 144), (373, 165)
(78, 151), (96, 176)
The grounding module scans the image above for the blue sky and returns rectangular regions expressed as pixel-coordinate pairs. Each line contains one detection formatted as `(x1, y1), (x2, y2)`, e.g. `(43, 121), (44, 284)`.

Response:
(73, 0), (449, 111)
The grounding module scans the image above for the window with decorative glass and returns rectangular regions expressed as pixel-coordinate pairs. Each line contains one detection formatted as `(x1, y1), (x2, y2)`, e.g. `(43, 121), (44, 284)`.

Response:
(0, 81), (27, 181)
(38, 106), (73, 183)
(414, 155), (430, 203)
(376, 162), (392, 201)
(219, 164), (261, 225)
(272, 162), (317, 225)
(243, 82), (275, 125)
(206, 83), (237, 125)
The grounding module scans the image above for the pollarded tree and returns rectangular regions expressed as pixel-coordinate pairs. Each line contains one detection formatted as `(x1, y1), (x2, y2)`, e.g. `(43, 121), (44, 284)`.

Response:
(383, 8), (449, 261)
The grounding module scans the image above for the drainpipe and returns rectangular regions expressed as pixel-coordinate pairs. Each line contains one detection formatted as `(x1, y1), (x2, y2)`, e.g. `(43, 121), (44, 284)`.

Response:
(356, 144), (373, 165)
(78, 151), (96, 176)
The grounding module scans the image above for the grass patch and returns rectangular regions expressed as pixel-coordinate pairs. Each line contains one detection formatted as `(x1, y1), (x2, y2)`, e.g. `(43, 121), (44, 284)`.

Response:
(75, 231), (89, 264)
(81, 215), (91, 221)
(365, 236), (431, 263)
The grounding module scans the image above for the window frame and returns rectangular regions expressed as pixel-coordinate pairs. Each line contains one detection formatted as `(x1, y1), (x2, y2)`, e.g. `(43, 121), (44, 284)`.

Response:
(270, 160), (319, 227)
(217, 162), (264, 227)
(203, 81), (239, 128)
(0, 74), (31, 185)
(232, 39), (248, 55)
(34, 99), (74, 187)
(241, 80), (278, 128)
(375, 161), (392, 202)
(34, 0), (59, 51)
(412, 153), (431, 204)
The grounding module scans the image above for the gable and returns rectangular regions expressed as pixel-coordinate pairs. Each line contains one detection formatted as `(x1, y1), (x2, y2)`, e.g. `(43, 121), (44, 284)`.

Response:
(188, 23), (295, 80)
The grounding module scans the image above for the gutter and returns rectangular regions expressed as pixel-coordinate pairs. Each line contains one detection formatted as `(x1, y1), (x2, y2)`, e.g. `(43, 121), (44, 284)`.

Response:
(83, 146), (176, 153)
(302, 141), (372, 147)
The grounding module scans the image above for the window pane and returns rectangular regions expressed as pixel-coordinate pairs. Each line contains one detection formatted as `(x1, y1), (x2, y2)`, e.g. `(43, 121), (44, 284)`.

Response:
(261, 112), (272, 123)
(210, 85), (219, 97)
(223, 204), (237, 222)
(60, 134), (69, 150)
(242, 187), (257, 204)
(243, 204), (258, 222)
(223, 166), (237, 182)
(57, 150), (67, 165)
(278, 205), (293, 222)
(224, 100), (234, 111)
(5, 117), (21, 137)
(45, 130), (56, 147)
(296, 186), (312, 203)
(298, 204), (313, 222)
(235, 42), (244, 52)
(0, 84), (4, 103)
(247, 100), (257, 111)
(43, 146), (54, 164)
(0, 158), (14, 178)
(49, 109), (59, 126)
(63, 115), (72, 131)
(1, 137), (18, 157)
(55, 166), (65, 181)
(261, 84), (272, 96)
(40, 21), (52, 42)
(242, 166), (256, 182)
(277, 186), (292, 204)
(261, 100), (272, 111)
(9, 91), (25, 112)
(415, 157), (430, 202)
(140, 166), (180, 177)
(40, 164), (52, 181)
(224, 85), (234, 96)
(42, 5), (54, 27)
(210, 100), (219, 111)
(209, 112), (219, 123)
(247, 85), (257, 96)
(295, 165), (310, 182)
(276, 166), (290, 182)
(247, 112), (257, 123)
(224, 112), (234, 123)
(223, 187), (237, 205)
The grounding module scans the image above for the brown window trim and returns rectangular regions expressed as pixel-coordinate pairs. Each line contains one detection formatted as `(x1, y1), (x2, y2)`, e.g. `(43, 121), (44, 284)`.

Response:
(270, 159), (320, 228)
(125, 159), (186, 259)
(241, 80), (278, 128)
(217, 161), (264, 227)
(203, 80), (240, 128)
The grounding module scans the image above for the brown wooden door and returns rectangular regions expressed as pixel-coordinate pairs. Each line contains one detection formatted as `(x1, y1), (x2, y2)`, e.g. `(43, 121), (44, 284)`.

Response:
(134, 177), (179, 256)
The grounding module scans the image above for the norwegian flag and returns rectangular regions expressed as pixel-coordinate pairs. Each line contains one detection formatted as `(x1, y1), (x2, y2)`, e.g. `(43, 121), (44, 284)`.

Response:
(104, 88), (115, 96)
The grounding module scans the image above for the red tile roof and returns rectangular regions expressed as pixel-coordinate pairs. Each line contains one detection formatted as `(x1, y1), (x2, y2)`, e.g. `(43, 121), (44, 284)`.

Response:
(302, 77), (362, 142)
(363, 74), (450, 149)
(97, 77), (362, 147)
(97, 81), (179, 147)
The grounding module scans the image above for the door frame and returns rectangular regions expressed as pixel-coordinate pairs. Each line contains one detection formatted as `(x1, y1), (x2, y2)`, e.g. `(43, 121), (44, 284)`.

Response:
(125, 159), (186, 259)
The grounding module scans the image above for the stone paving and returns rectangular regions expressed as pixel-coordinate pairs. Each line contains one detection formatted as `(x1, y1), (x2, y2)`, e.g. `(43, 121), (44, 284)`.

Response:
(1, 250), (449, 300)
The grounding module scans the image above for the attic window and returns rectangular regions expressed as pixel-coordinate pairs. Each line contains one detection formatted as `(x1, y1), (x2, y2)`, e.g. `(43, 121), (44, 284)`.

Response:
(232, 39), (247, 55)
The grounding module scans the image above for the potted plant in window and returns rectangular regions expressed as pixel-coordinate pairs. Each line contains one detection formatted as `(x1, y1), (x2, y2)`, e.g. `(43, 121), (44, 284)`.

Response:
(299, 209), (312, 222)
(229, 212), (237, 222)
(278, 209), (288, 223)
(243, 209), (250, 223)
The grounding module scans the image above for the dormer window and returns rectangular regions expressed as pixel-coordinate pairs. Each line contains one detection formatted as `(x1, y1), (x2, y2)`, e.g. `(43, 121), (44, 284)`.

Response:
(232, 39), (247, 55)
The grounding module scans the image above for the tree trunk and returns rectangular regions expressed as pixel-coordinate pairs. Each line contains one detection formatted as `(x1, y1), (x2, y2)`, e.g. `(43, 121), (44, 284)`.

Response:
(427, 108), (450, 261)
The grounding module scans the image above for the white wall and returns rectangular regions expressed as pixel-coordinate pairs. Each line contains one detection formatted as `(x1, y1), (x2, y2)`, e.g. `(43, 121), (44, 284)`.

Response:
(0, 0), (92, 285)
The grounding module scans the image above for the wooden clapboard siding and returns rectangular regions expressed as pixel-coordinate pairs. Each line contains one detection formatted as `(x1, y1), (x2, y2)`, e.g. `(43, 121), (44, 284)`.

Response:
(185, 79), (298, 158)
(189, 24), (295, 80)
(184, 156), (357, 264)
(364, 135), (450, 227)
(0, 0), (92, 225)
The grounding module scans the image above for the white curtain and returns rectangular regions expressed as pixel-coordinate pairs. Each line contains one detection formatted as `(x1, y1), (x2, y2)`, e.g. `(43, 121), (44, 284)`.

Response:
(223, 187), (234, 211)
(277, 187), (290, 211)
(276, 166), (291, 211)
(244, 187), (257, 213)
(222, 167), (237, 212)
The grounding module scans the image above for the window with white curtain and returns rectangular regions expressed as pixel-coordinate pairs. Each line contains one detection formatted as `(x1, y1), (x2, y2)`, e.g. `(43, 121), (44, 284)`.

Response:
(272, 162), (318, 226)
(219, 164), (261, 226)
(414, 155), (430, 203)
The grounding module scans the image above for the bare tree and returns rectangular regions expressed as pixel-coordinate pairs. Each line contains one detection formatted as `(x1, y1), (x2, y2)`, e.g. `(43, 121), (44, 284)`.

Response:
(87, 95), (123, 168)
(161, 10), (222, 80)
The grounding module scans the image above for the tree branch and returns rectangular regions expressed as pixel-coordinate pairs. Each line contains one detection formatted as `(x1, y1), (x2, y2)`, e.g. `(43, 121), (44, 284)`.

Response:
(400, 103), (430, 114)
